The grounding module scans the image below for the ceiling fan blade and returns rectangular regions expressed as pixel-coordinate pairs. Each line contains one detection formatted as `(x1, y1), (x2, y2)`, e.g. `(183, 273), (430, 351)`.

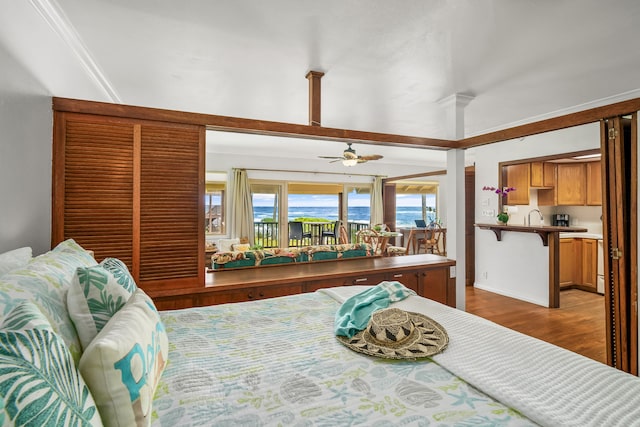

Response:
(318, 156), (344, 160)
(358, 154), (383, 161)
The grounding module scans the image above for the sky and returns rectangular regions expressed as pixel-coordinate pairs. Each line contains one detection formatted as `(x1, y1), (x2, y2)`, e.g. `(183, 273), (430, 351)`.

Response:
(252, 193), (436, 207)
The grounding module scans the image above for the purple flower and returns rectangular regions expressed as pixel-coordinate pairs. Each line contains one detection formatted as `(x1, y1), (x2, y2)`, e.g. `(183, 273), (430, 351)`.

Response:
(483, 185), (516, 197)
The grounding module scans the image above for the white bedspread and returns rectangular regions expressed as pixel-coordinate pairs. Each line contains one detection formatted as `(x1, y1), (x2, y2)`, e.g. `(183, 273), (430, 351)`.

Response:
(320, 286), (640, 427)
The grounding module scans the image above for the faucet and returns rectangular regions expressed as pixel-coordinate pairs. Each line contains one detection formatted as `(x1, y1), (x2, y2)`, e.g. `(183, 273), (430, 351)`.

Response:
(527, 209), (544, 226)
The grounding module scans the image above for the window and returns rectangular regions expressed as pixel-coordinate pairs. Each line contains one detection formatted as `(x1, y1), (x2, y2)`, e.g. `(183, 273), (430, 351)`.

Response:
(205, 172), (227, 235)
(394, 181), (439, 227)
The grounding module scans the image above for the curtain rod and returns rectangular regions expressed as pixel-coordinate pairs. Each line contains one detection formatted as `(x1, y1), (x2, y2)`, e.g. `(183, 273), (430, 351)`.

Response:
(240, 167), (384, 178)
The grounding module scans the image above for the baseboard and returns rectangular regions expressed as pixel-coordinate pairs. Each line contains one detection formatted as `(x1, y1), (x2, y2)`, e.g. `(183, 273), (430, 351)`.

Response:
(473, 282), (548, 307)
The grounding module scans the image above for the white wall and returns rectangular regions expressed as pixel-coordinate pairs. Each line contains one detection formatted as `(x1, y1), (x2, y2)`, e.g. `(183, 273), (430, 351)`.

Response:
(468, 123), (600, 306)
(0, 44), (52, 255)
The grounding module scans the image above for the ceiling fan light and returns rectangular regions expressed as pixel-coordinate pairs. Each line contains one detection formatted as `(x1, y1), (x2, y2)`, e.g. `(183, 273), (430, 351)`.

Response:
(342, 158), (358, 167)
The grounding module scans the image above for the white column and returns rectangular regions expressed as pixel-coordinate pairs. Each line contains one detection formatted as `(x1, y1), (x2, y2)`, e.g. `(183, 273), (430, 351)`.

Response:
(438, 93), (474, 310)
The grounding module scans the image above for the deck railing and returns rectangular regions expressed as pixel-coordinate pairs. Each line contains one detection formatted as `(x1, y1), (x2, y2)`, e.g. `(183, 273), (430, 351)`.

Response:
(253, 221), (370, 248)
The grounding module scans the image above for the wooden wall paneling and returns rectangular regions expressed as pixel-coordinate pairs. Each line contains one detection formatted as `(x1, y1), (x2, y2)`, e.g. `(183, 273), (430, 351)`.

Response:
(138, 123), (204, 286)
(53, 113), (135, 267)
(383, 183), (397, 231)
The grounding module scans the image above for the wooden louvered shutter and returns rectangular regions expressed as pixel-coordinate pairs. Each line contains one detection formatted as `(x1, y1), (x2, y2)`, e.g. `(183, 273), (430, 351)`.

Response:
(138, 124), (204, 286)
(53, 113), (135, 267)
(53, 112), (205, 291)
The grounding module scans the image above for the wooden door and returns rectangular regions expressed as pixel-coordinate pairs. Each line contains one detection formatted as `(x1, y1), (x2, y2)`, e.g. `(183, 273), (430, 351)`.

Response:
(465, 167), (475, 286)
(601, 115), (638, 374)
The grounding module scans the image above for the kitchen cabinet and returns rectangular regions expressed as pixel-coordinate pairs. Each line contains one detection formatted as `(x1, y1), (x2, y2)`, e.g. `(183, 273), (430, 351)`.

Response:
(504, 163), (530, 205)
(538, 161), (601, 206)
(581, 239), (598, 291)
(559, 237), (598, 292)
(586, 161), (602, 206)
(557, 163), (587, 205)
(560, 238), (582, 288)
(530, 162), (555, 188)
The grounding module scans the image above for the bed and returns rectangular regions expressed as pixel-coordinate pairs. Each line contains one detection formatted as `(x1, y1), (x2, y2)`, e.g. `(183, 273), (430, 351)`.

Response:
(153, 286), (640, 426)
(1, 240), (640, 426)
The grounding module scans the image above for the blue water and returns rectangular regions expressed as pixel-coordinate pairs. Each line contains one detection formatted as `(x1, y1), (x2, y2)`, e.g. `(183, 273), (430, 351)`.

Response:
(254, 206), (436, 228)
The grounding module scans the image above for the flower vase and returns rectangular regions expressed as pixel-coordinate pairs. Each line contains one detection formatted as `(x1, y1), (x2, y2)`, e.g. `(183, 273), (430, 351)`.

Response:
(496, 213), (509, 225)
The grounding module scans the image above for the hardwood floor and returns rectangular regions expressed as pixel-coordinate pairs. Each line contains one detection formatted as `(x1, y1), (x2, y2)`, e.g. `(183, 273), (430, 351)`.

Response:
(465, 286), (606, 364)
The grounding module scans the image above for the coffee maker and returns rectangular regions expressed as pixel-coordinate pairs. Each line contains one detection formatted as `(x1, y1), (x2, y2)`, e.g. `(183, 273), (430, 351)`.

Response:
(552, 214), (570, 227)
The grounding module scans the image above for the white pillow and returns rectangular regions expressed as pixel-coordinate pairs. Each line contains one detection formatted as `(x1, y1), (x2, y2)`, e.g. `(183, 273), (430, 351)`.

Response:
(232, 243), (251, 252)
(217, 238), (240, 252)
(0, 246), (32, 277)
(79, 289), (168, 427)
(68, 258), (138, 350)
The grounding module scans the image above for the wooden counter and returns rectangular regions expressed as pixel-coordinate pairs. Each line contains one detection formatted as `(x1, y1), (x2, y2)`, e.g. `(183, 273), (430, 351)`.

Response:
(475, 223), (587, 308)
(474, 223), (587, 246)
(149, 254), (456, 310)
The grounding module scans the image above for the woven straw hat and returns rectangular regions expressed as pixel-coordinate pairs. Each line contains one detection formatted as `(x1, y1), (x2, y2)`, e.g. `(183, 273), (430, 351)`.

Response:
(337, 307), (448, 359)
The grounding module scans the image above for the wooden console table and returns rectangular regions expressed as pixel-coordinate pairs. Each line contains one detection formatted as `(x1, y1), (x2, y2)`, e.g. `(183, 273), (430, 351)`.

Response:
(149, 254), (456, 311)
(475, 223), (587, 308)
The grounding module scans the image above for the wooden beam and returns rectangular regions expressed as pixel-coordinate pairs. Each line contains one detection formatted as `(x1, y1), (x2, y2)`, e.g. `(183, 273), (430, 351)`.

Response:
(458, 97), (640, 149)
(52, 97), (455, 149)
(306, 70), (324, 126)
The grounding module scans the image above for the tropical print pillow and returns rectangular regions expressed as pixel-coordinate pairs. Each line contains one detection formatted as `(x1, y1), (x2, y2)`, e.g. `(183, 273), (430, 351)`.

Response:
(79, 289), (168, 427)
(0, 301), (103, 426)
(0, 239), (97, 364)
(68, 258), (138, 350)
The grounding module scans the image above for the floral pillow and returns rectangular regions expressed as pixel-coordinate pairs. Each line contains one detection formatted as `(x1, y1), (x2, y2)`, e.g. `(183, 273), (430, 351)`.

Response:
(0, 247), (32, 278)
(0, 301), (103, 426)
(79, 289), (168, 427)
(0, 239), (97, 363)
(68, 258), (138, 350)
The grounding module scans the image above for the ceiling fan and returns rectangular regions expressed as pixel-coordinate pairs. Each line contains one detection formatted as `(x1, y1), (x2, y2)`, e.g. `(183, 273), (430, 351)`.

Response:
(318, 143), (383, 166)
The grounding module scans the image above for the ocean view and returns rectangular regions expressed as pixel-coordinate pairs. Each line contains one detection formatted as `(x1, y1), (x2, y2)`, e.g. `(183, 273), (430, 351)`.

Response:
(254, 206), (436, 228)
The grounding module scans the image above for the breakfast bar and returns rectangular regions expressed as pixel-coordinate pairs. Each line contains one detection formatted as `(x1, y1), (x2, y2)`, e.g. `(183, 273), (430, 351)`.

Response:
(475, 223), (588, 308)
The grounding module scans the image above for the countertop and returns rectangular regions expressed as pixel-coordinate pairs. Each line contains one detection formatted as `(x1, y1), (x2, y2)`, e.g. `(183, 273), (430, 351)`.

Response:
(475, 223), (588, 233)
(474, 223), (588, 246)
(559, 232), (603, 240)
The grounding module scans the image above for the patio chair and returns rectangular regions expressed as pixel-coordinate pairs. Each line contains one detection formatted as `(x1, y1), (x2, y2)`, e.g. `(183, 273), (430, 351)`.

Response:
(339, 223), (349, 244)
(288, 221), (312, 247)
(321, 220), (341, 244)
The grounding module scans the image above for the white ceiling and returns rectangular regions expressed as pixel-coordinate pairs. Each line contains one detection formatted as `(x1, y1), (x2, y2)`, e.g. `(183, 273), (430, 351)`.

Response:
(2, 0), (640, 173)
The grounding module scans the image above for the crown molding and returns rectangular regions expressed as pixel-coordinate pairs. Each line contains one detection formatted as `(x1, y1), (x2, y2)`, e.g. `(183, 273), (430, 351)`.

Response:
(30, 0), (121, 103)
(468, 88), (640, 138)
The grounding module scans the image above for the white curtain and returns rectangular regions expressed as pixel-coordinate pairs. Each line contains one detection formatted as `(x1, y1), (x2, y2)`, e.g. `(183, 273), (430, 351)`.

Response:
(370, 176), (384, 226)
(232, 169), (255, 243)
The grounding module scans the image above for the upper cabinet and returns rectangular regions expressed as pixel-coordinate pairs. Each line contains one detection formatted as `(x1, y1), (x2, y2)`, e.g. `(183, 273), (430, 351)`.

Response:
(504, 160), (602, 207)
(529, 162), (555, 188)
(586, 161), (602, 206)
(504, 163), (530, 205)
(538, 161), (601, 206)
(556, 163), (587, 205)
